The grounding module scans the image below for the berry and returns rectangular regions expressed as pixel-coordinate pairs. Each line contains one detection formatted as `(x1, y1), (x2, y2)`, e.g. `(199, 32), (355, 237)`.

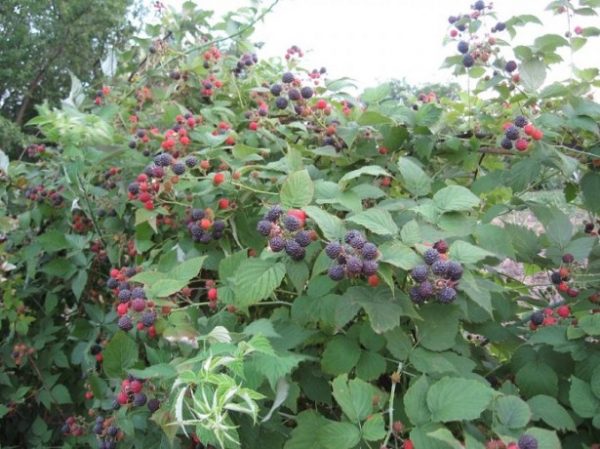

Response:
(328, 265), (345, 281)
(447, 261), (463, 280)
(117, 303), (128, 316)
(530, 311), (544, 326)
(107, 278), (118, 289)
(118, 315), (133, 331)
(514, 116), (528, 128)
(518, 435), (538, 449)
(423, 248), (439, 265)
(133, 393), (147, 407)
(287, 209), (306, 225)
(213, 172), (225, 185)
(346, 256), (363, 275)
(515, 139), (529, 151)
(130, 379), (143, 393)
(147, 398), (160, 413)
(410, 286), (425, 304)
(505, 126), (520, 140)
(154, 153), (172, 167)
(438, 287), (457, 304)
(213, 220), (225, 232)
(270, 84), (282, 96)
(282, 72), (294, 83)
(463, 54), (475, 68)
(557, 305), (570, 318)
(90, 344), (102, 355)
(567, 287), (579, 298)
(495, 21), (506, 31)
(107, 425), (118, 437)
(131, 298), (145, 312)
(411, 265), (429, 282)
(171, 162), (186, 175)
(473, 0), (485, 10)
(285, 239), (306, 260)
(418, 281), (434, 298)
(505, 60), (517, 73)
(256, 220), (273, 237)
(325, 241), (342, 259)
(218, 198), (230, 209)
(362, 260), (379, 276)
(141, 311), (156, 327)
(269, 235), (286, 252)
(275, 96), (289, 109)
(191, 208), (205, 220)
(457, 41), (469, 54)
(185, 156), (198, 167)
(248, 121), (258, 131)
(315, 99), (327, 109)
(550, 271), (562, 284)
(431, 260), (449, 276)
(294, 230), (312, 247)
(300, 86), (313, 99)
(283, 215), (301, 231)
(128, 182), (140, 194)
(361, 242), (378, 260)
(288, 88), (301, 101)
(501, 137), (513, 150)
(265, 205), (283, 222)
(368, 274), (379, 287)
(118, 289), (131, 302)
(433, 240), (449, 253)
(531, 129), (543, 140)
(345, 230), (366, 249)
(207, 288), (218, 301)
(562, 253), (574, 264)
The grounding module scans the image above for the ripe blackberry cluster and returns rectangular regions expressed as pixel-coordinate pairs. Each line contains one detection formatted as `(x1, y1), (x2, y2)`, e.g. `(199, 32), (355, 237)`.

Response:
(270, 71), (316, 114)
(324, 230), (380, 281)
(233, 52), (258, 76)
(549, 253), (579, 298)
(408, 242), (463, 305)
(500, 116), (543, 151)
(24, 184), (65, 206)
(185, 207), (226, 244)
(106, 266), (157, 337)
(92, 416), (121, 449)
(113, 376), (160, 413)
(61, 416), (85, 437)
(256, 206), (314, 261)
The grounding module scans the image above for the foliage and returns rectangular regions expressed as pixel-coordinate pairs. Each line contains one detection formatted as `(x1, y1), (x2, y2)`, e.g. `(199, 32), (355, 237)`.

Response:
(1, 1), (600, 449)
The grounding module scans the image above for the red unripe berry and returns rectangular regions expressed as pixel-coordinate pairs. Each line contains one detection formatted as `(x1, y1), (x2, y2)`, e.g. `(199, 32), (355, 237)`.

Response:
(136, 321), (145, 330)
(557, 305), (570, 318)
(182, 287), (192, 297)
(225, 136), (236, 145)
(543, 316), (557, 326)
(117, 391), (129, 405)
(531, 128), (543, 140)
(404, 440), (414, 449)
(523, 124), (535, 136)
(179, 136), (190, 145)
(205, 279), (216, 288)
(567, 288), (579, 297)
(575, 25), (583, 35)
(502, 122), (513, 131)
(161, 139), (175, 151)
(130, 380), (143, 393)
(367, 274), (380, 287)
(215, 80), (223, 88)
(380, 177), (391, 187)
(95, 353), (103, 362)
(450, 29), (458, 37)
(213, 172), (225, 185)
(200, 160), (210, 170)
(544, 307), (554, 316)
(218, 198), (230, 209)
(208, 288), (218, 301)
(326, 125), (336, 136)
(95, 97), (102, 105)
(200, 218), (212, 230)
(378, 146), (388, 155)
(515, 139), (529, 151)
(558, 282), (569, 292)
(218, 121), (230, 130)
(117, 303), (129, 316)
(315, 99), (327, 110)
(148, 325), (156, 338)
(187, 118), (196, 128)
(248, 122), (258, 131)
(144, 201), (154, 211)
(85, 391), (94, 400)
(287, 209), (306, 226)
(137, 174), (148, 183)
(559, 267), (570, 279)
(138, 192), (152, 203)
(110, 268), (120, 278)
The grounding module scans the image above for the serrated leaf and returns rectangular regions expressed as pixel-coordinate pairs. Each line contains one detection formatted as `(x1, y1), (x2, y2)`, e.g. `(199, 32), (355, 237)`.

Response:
(433, 186), (480, 212)
(281, 170), (314, 208)
(103, 331), (138, 378)
(450, 240), (496, 264)
(129, 363), (177, 379)
(317, 421), (360, 449)
(427, 377), (495, 422)
(362, 413), (386, 441)
(379, 241), (422, 270)
(405, 375), (432, 425)
(233, 259), (286, 307)
(346, 286), (403, 333)
(167, 256), (206, 282)
(527, 395), (576, 431)
(417, 305), (460, 352)
(304, 206), (346, 241)
(570, 376), (600, 418)
(332, 374), (373, 423)
(520, 59), (547, 91)
(494, 395), (531, 429)
(346, 208), (398, 236)
(321, 336), (361, 375)
(398, 157), (432, 197)
(338, 165), (390, 188)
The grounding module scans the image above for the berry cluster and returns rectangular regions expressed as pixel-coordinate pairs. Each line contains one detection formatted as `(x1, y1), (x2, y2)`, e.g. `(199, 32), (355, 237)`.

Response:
(11, 342), (34, 366)
(210, 120), (236, 146)
(24, 184), (64, 206)
(113, 376), (161, 412)
(106, 266), (157, 337)
(233, 52), (258, 77)
(99, 166), (121, 190)
(409, 242), (463, 305)
(256, 206), (314, 261)
(549, 253), (579, 298)
(127, 172), (161, 211)
(270, 72), (316, 115)
(200, 74), (223, 97)
(72, 211), (93, 234)
(25, 143), (45, 158)
(308, 67), (327, 84)
(285, 45), (304, 60)
(325, 230), (380, 281)
(202, 46), (222, 69)
(500, 116), (543, 151)
(185, 208), (226, 244)
(61, 416), (85, 437)
(529, 304), (571, 330)
(94, 86), (111, 106)
(91, 416), (122, 449)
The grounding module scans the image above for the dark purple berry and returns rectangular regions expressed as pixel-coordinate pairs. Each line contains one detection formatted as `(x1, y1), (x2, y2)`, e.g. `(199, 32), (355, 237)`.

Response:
(417, 281), (434, 299)
(185, 156), (198, 167)
(294, 230), (312, 247)
(505, 60), (517, 73)
(154, 153), (172, 167)
(325, 241), (342, 259)
(282, 72), (294, 83)
(495, 21), (506, 31)
(328, 265), (345, 281)
(131, 287), (145, 299)
(107, 425), (118, 437)
(118, 315), (133, 331)
(93, 423), (103, 434)
(275, 97), (289, 109)
(518, 435), (538, 449)
(530, 311), (544, 326)
(128, 182), (140, 195)
(447, 261), (463, 281)
(172, 163), (186, 175)
(550, 271), (562, 284)
(501, 137), (513, 150)
(346, 256), (363, 275)
(191, 208), (205, 221)
(141, 311), (156, 327)
(300, 86), (313, 99)
(285, 239), (305, 260)
(283, 215), (301, 231)
(410, 287), (425, 304)
(362, 260), (379, 276)
(133, 393), (147, 407)
(411, 265), (429, 282)
(438, 287), (457, 304)
(463, 54), (475, 68)
(423, 248), (439, 265)
(505, 126), (520, 140)
(118, 289), (131, 302)
(473, 1), (485, 11)
(514, 116), (527, 128)
(431, 260), (449, 276)
(107, 278), (118, 289)
(265, 205), (283, 222)
(147, 398), (160, 413)
(562, 253), (574, 264)
(213, 220), (225, 232)
(270, 84), (282, 96)
(257, 220), (272, 236)
(269, 236), (286, 252)
(288, 89), (301, 101)
(457, 41), (469, 54)
(361, 242), (378, 260)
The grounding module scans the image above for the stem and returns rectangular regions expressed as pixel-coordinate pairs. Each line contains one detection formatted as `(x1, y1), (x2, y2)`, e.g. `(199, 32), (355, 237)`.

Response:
(382, 363), (403, 448)
(232, 182), (277, 195)
(75, 173), (107, 248)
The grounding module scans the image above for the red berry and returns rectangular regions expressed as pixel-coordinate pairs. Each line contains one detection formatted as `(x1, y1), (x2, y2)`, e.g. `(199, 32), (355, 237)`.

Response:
(95, 353), (103, 362)
(130, 380), (143, 393)
(136, 321), (144, 330)
(85, 391), (94, 400)
(117, 391), (129, 405)
(208, 288), (218, 301)
(117, 303), (129, 316)
(248, 122), (258, 131)
(558, 282), (569, 292)
(515, 139), (529, 151)
(218, 198), (230, 209)
(200, 218), (212, 230)
(523, 124), (535, 136)
(557, 305), (570, 318)
(287, 209), (306, 226)
(367, 274), (380, 287)
(567, 288), (579, 298)
(179, 136), (190, 145)
(315, 99), (327, 110)
(378, 146), (388, 155)
(531, 128), (543, 140)
(575, 25), (583, 35)
(213, 172), (225, 185)
(110, 268), (120, 278)
(224, 136), (236, 146)
(544, 308), (554, 316)
(404, 440), (414, 449)
(148, 325), (156, 338)
(200, 160), (210, 170)
(144, 201), (154, 211)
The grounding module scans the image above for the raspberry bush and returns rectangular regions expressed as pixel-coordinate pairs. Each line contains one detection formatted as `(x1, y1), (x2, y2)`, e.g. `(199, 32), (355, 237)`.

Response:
(1, 1), (600, 448)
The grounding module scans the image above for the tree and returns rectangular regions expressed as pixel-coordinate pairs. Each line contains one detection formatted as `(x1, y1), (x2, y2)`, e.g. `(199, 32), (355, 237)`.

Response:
(0, 0), (139, 127)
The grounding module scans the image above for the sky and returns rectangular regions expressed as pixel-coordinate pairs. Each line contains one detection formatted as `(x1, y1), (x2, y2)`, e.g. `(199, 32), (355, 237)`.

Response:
(161, 0), (600, 90)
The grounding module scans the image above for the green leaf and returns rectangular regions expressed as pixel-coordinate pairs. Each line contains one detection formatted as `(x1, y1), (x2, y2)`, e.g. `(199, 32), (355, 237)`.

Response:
(579, 314), (600, 335)
(281, 170), (314, 208)
(570, 376), (600, 418)
(433, 186), (480, 212)
(581, 172), (600, 213)
(525, 428), (561, 449)
(321, 336), (361, 375)
(362, 414), (386, 441)
(400, 220), (422, 245)
(494, 395), (531, 429)
(332, 374), (374, 423)
(398, 157), (431, 197)
(233, 259), (286, 308)
(379, 241), (422, 270)
(103, 331), (138, 378)
(167, 256), (206, 282)
(427, 377), (495, 422)
(417, 305), (460, 352)
(338, 165), (390, 188)
(516, 362), (558, 397)
(356, 351), (386, 381)
(304, 206), (346, 241)
(450, 240), (496, 264)
(346, 208), (398, 236)
(520, 59), (547, 91)
(284, 411), (327, 449)
(128, 363), (177, 379)
(346, 286), (403, 333)
(147, 279), (188, 298)
(50, 384), (72, 404)
(527, 395), (576, 431)
(317, 421), (360, 449)
(405, 376), (432, 425)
